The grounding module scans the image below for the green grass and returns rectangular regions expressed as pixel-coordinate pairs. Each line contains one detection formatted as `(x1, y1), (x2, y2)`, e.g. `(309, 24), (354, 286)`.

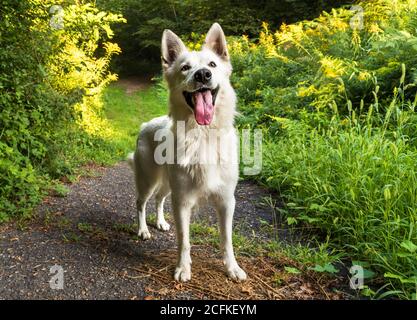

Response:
(77, 222), (94, 233)
(101, 82), (167, 160)
(258, 103), (417, 299)
(51, 183), (71, 197)
(227, 0), (417, 299)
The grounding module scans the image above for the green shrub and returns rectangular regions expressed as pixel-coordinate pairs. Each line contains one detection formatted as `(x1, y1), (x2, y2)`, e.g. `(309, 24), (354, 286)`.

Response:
(0, 0), (124, 220)
(230, 0), (417, 128)
(260, 102), (417, 298)
(227, 0), (417, 298)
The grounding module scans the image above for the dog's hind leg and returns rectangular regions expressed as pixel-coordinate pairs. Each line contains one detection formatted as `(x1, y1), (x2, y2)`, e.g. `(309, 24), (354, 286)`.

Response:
(155, 186), (171, 231)
(134, 169), (157, 240)
(136, 192), (153, 240)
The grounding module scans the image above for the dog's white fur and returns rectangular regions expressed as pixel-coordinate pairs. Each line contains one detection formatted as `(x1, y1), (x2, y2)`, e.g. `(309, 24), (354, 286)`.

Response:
(128, 23), (246, 282)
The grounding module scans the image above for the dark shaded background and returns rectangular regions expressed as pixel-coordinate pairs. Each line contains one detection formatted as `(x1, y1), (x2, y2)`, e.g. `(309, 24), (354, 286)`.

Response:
(97, 0), (354, 76)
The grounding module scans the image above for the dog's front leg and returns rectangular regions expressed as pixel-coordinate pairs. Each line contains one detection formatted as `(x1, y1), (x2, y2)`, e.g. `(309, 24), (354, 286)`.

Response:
(172, 195), (194, 282)
(215, 194), (247, 281)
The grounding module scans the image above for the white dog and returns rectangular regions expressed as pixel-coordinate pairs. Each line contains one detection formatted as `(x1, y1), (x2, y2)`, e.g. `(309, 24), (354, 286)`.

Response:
(128, 23), (246, 282)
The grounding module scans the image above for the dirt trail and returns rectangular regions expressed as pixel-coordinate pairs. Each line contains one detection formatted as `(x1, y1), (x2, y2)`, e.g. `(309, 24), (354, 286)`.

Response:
(0, 80), (346, 300)
(117, 76), (153, 95)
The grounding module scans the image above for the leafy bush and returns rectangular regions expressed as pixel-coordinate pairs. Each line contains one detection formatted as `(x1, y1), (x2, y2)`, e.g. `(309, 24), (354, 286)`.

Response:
(227, 0), (417, 298)
(261, 95), (417, 298)
(230, 1), (417, 128)
(0, 0), (124, 220)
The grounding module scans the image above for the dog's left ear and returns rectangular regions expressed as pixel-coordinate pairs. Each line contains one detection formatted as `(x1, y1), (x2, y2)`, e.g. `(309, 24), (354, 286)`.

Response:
(204, 23), (229, 61)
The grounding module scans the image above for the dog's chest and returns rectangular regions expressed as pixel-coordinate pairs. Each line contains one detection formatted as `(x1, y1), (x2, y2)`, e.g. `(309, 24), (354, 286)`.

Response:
(175, 127), (238, 192)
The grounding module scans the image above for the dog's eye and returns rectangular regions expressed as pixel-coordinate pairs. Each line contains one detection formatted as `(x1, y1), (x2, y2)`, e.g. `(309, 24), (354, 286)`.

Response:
(181, 65), (191, 72)
(209, 61), (217, 68)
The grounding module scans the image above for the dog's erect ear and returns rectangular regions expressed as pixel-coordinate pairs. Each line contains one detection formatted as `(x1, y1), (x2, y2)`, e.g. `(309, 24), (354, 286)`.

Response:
(161, 29), (187, 68)
(204, 23), (229, 61)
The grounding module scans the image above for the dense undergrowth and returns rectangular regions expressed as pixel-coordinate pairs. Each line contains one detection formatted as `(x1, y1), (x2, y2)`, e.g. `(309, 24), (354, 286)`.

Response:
(0, 1), (125, 221)
(228, 0), (417, 299)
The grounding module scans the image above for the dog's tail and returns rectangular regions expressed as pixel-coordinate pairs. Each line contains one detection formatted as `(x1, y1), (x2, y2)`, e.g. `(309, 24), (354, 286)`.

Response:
(126, 152), (135, 172)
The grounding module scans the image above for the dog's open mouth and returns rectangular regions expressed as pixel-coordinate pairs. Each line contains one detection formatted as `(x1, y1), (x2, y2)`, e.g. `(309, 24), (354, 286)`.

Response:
(183, 86), (219, 126)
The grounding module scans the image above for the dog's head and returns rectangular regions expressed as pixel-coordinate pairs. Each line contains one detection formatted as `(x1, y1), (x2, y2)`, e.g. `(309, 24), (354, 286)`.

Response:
(161, 23), (232, 126)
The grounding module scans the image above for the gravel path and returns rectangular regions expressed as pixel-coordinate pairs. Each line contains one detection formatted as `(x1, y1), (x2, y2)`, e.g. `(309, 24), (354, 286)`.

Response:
(0, 162), (345, 300)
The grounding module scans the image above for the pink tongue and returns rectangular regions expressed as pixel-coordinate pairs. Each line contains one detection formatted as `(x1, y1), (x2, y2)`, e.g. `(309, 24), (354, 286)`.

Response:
(194, 90), (214, 125)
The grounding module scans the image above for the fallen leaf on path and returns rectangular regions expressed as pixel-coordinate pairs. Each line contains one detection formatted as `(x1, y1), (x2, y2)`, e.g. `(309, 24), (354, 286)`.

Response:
(241, 285), (253, 295)
(174, 283), (183, 290)
(157, 288), (170, 296)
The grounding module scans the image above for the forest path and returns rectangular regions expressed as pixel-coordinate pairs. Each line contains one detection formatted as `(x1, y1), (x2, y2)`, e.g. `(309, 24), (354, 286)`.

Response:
(0, 80), (345, 300)
(117, 76), (153, 95)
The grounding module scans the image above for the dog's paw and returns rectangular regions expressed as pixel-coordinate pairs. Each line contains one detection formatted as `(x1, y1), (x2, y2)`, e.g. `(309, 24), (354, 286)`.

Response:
(157, 220), (171, 232)
(174, 265), (191, 282)
(226, 265), (247, 282)
(137, 229), (151, 240)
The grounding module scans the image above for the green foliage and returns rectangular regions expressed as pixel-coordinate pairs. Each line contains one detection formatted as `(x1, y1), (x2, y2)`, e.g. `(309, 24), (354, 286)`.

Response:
(284, 266), (302, 274)
(229, 0), (417, 298)
(52, 183), (70, 197)
(96, 0), (349, 75)
(309, 263), (338, 274)
(260, 103), (417, 298)
(230, 1), (417, 130)
(0, 0), (124, 220)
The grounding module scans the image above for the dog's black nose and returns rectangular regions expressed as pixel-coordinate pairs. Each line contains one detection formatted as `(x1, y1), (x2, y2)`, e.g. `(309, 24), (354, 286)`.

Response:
(194, 68), (212, 84)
